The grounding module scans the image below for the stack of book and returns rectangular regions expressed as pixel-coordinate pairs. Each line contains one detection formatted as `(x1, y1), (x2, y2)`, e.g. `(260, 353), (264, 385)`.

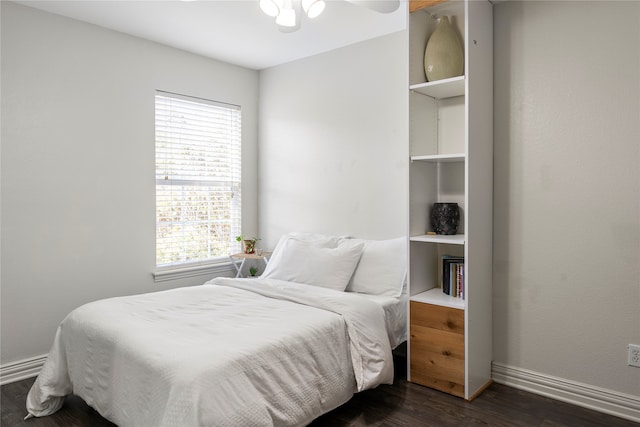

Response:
(440, 255), (465, 299)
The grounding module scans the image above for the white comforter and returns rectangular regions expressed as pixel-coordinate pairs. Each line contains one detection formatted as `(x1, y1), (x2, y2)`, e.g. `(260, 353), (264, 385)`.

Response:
(26, 277), (394, 426)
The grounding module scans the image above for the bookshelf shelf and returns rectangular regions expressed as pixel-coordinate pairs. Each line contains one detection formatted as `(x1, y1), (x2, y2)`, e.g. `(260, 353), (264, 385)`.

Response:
(410, 234), (465, 245)
(410, 153), (465, 163)
(409, 75), (465, 99)
(410, 288), (465, 310)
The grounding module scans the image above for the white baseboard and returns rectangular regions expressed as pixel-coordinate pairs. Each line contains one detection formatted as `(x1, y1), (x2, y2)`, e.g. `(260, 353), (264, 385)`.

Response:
(1, 354), (47, 386)
(492, 362), (640, 423)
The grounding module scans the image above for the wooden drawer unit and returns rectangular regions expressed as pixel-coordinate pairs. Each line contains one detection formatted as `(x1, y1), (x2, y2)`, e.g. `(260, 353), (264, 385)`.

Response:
(410, 300), (465, 397)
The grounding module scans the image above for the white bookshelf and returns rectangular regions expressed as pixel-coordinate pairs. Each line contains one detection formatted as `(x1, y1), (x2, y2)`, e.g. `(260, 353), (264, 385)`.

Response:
(407, 0), (493, 401)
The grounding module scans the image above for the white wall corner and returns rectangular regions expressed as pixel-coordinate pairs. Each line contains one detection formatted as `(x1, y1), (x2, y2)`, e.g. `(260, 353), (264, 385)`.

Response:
(492, 362), (640, 423)
(1, 355), (47, 386)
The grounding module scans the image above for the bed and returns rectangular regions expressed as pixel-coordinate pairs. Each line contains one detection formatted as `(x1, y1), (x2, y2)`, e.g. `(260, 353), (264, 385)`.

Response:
(26, 233), (407, 427)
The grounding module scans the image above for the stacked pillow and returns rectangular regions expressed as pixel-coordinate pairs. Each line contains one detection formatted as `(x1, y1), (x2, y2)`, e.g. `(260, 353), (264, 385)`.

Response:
(346, 236), (406, 298)
(261, 232), (406, 298)
(261, 233), (362, 292)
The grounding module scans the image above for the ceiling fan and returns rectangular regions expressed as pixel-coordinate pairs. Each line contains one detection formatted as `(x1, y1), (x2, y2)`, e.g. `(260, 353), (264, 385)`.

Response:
(259, 0), (401, 32)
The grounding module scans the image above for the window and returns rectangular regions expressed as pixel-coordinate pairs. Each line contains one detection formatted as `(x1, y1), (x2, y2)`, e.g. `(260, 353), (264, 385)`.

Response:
(155, 91), (241, 270)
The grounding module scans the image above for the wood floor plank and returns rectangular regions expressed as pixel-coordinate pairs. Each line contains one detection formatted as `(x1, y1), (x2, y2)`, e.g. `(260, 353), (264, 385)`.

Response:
(2, 363), (637, 427)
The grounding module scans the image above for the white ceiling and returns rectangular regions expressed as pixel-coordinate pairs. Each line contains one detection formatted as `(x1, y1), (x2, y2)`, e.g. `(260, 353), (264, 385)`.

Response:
(15, 0), (407, 70)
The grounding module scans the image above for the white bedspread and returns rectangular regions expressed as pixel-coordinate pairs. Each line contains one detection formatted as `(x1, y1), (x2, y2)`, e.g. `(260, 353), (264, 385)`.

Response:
(26, 278), (394, 427)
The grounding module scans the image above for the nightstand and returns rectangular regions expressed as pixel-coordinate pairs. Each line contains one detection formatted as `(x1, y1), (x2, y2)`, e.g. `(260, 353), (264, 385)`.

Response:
(229, 252), (271, 278)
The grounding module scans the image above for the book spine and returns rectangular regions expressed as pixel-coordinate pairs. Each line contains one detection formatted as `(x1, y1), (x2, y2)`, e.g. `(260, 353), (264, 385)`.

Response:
(443, 260), (451, 295)
(460, 265), (464, 299)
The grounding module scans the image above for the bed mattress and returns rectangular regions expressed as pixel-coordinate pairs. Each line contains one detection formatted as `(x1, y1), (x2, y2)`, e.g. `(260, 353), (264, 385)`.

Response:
(26, 278), (397, 427)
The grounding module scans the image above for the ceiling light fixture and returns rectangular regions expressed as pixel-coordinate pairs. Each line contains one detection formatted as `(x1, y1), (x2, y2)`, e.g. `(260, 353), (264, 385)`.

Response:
(259, 0), (281, 17)
(260, 0), (325, 33)
(301, 0), (325, 18)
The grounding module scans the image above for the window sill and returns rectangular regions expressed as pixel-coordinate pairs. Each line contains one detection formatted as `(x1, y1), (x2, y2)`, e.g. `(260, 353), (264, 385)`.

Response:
(153, 260), (233, 283)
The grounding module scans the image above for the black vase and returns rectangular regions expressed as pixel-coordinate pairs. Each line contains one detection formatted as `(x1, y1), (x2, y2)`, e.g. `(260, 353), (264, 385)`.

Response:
(431, 203), (460, 235)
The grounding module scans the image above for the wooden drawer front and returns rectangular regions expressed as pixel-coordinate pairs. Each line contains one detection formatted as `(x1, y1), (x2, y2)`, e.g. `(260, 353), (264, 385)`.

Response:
(410, 301), (464, 334)
(410, 301), (465, 398)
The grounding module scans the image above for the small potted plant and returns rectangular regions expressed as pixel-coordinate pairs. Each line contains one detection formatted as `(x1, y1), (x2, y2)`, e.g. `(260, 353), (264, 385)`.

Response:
(236, 235), (259, 254)
(249, 266), (259, 277)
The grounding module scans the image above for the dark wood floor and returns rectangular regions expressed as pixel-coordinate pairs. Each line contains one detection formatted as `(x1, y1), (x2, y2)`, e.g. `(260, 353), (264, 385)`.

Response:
(2, 363), (637, 427)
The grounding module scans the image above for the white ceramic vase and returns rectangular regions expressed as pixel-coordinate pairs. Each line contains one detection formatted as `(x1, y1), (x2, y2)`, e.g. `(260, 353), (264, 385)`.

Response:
(424, 16), (464, 82)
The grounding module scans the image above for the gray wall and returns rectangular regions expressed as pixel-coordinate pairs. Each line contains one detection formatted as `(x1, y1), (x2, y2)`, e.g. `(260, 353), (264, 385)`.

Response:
(258, 31), (409, 248)
(493, 0), (640, 396)
(1, 2), (259, 363)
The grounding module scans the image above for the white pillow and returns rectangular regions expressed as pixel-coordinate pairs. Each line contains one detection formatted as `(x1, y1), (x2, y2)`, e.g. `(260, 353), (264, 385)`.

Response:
(266, 232), (346, 273)
(279, 232), (346, 248)
(346, 237), (407, 298)
(262, 238), (364, 291)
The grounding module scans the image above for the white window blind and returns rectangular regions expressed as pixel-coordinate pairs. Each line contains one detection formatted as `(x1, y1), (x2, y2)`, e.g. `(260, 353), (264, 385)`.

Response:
(155, 91), (241, 268)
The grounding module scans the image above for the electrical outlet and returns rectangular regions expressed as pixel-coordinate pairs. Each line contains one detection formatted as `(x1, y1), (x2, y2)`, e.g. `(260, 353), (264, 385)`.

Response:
(629, 344), (640, 368)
